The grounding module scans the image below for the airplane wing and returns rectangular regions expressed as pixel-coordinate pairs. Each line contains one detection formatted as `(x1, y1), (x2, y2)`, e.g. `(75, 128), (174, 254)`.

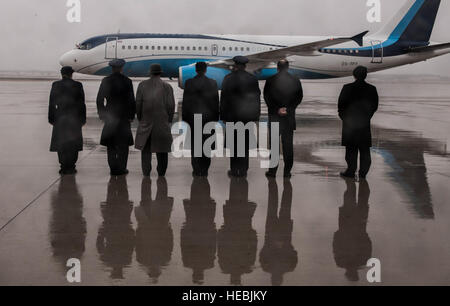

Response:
(409, 42), (450, 53)
(208, 31), (369, 71)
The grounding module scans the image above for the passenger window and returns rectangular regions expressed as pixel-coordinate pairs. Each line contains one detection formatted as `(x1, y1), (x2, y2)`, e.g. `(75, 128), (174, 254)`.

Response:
(199, 46), (202, 51)
(181, 46), (184, 50)
(193, 46), (196, 51)
(204, 46), (208, 51)
(157, 46), (161, 50)
(128, 46), (131, 50)
(222, 47), (226, 51)
(169, 46), (173, 50)
(175, 46), (178, 50)
(122, 46), (126, 50)
(134, 46), (137, 50)
(146, 46), (149, 50)
(163, 46), (167, 50)
(229, 47), (232, 51)
(152, 46), (155, 50)
(187, 46), (190, 51)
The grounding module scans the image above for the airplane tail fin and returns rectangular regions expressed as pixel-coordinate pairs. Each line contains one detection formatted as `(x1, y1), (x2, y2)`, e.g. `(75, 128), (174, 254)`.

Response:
(374, 0), (441, 47)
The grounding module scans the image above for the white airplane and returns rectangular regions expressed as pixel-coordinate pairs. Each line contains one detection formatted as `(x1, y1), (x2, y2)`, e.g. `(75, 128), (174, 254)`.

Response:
(60, 0), (449, 89)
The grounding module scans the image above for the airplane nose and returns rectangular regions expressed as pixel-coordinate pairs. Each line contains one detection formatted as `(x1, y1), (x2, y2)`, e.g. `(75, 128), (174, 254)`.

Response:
(59, 51), (78, 68)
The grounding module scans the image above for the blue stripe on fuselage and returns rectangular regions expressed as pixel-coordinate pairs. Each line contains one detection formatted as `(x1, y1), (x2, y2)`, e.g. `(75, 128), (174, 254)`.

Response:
(94, 58), (336, 80)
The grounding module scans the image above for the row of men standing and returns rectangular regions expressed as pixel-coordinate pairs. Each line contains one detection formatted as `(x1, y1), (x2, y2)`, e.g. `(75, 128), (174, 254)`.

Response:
(49, 56), (304, 178)
(49, 57), (378, 179)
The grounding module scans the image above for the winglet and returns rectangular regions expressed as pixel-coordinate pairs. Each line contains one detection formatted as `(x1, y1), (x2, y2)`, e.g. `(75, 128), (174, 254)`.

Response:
(351, 31), (369, 47)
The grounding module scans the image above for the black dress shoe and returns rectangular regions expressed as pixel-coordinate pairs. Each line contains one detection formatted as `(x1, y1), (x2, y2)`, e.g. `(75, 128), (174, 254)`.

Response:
(265, 171), (276, 178)
(340, 172), (355, 179)
(227, 170), (235, 177)
(111, 169), (129, 176)
(60, 168), (77, 175)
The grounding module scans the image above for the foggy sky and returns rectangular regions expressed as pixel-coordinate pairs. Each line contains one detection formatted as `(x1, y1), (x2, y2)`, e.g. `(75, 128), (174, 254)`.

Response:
(1, 0), (449, 76)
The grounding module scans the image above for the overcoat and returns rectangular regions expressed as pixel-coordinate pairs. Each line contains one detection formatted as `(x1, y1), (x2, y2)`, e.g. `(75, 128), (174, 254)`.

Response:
(338, 80), (378, 147)
(220, 70), (261, 123)
(264, 70), (303, 133)
(96, 72), (136, 147)
(220, 70), (261, 150)
(134, 77), (175, 152)
(182, 74), (220, 151)
(49, 78), (86, 152)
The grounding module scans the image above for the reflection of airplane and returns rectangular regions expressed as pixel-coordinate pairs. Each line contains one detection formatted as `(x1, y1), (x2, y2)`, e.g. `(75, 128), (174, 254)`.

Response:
(333, 179), (372, 282)
(292, 115), (447, 219)
(260, 179), (298, 286)
(60, 0), (449, 89)
(181, 177), (217, 285)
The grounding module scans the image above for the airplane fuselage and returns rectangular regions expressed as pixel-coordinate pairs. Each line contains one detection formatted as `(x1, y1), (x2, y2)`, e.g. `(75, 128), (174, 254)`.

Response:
(60, 33), (449, 86)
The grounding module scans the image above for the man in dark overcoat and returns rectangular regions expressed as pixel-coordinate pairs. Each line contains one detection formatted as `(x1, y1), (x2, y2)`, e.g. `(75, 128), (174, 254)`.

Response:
(338, 66), (378, 179)
(220, 56), (261, 177)
(264, 60), (303, 178)
(49, 66), (86, 174)
(96, 59), (136, 176)
(182, 62), (220, 177)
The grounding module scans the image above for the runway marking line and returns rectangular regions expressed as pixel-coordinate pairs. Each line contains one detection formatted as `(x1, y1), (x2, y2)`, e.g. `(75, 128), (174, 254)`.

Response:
(0, 146), (99, 233)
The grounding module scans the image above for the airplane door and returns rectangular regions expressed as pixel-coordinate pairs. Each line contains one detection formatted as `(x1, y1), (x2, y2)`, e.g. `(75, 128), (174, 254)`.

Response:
(371, 40), (383, 63)
(105, 37), (118, 59)
(211, 44), (218, 56)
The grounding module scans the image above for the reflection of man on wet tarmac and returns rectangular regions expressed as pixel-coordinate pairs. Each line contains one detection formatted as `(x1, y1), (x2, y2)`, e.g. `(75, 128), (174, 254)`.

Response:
(96, 59), (136, 176)
(260, 179), (298, 286)
(217, 177), (257, 285)
(48, 66), (86, 175)
(333, 179), (372, 281)
(49, 175), (86, 270)
(135, 177), (174, 283)
(96, 176), (135, 279)
(264, 60), (303, 178)
(338, 66), (378, 180)
(181, 177), (217, 284)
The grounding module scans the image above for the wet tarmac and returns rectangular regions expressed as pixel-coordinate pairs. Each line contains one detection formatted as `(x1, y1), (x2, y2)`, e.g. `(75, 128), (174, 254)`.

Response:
(0, 76), (449, 285)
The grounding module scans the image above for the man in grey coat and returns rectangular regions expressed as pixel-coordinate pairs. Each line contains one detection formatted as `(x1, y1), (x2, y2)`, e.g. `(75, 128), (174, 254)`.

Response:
(135, 64), (176, 177)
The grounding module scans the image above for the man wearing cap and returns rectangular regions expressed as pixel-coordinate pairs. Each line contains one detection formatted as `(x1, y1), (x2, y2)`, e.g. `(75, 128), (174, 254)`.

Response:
(264, 60), (303, 178)
(49, 66), (86, 175)
(338, 66), (378, 180)
(135, 64), (175, 177)
(182, 62), (220, 177)
(96, 59), (136, 176)
(220, 56), (261, 177)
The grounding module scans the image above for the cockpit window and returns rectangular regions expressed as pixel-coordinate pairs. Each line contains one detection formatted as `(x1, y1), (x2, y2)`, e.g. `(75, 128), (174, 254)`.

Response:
(77, 35), (109, 50)
(77, 43), (93, 50)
